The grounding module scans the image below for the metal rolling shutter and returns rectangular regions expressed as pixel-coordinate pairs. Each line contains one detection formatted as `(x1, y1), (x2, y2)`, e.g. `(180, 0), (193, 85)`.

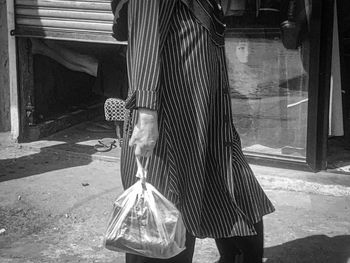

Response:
(14, 0), (124, 44)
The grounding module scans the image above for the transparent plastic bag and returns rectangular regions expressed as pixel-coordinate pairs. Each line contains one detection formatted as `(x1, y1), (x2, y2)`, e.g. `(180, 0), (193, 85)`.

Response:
(104, 158), (186, 259)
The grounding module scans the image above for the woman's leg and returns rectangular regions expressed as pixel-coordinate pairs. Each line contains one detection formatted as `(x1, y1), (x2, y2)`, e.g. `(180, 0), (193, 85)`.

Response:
(215, 220), (264, 263)
(214, 236), (241, 263)
(125, 232), (196, 263)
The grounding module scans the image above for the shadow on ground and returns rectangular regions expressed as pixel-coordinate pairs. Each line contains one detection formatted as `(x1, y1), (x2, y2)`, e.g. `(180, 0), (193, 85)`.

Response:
(0, 146), (92, 182)
(265, 235), (350, 263)
(0, 121), (120, 182)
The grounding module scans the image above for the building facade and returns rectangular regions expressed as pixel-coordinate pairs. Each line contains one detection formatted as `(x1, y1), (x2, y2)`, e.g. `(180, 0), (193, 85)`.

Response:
(0, 0), (10, 132)
(4, 0), (342, 171)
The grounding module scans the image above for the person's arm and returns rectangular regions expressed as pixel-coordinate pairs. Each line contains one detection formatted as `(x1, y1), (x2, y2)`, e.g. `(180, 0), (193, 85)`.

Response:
(127, 0), (161, 156)
(127, 0), (161, 111)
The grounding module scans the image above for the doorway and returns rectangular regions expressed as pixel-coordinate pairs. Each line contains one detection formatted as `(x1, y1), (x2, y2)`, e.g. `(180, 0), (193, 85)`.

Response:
(327, 0), (350, 172)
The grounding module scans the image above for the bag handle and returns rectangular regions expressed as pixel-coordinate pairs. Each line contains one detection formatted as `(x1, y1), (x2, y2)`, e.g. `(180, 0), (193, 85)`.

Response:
(136, 156), (149, 186)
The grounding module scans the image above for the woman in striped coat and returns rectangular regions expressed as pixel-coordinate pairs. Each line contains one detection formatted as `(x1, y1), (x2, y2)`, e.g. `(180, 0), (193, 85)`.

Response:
(121, 0), (275, 262)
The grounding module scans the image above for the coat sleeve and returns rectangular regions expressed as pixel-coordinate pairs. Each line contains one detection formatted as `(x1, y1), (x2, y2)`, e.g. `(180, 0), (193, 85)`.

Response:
(126, 0), (161, 111)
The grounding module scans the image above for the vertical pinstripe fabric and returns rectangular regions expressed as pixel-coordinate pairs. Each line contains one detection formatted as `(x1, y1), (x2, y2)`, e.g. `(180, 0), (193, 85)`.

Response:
(121, 0), (275, 239)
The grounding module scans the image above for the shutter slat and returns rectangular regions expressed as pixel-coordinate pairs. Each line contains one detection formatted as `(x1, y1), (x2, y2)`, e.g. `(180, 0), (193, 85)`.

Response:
(14, 0), (121, 44)
(16, 8), (114, 22)
(16, 18), (112, 32)
(16, 0), (111, 11)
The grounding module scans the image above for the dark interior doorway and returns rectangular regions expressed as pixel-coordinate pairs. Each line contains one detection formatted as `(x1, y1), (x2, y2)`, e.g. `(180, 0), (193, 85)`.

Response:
(327, 0), (350, 172)
(20, 39), (127, 142)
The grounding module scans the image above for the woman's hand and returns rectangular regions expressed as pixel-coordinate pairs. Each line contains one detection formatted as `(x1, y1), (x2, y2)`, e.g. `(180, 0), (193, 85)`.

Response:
(129, 109), (159, 157)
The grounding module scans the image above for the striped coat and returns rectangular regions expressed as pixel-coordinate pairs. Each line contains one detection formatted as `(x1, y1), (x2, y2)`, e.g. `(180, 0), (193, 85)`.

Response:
(121, 0), (275, 239)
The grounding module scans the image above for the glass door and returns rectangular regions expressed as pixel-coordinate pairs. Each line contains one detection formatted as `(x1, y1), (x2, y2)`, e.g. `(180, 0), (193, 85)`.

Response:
(223, 0), (330, 170)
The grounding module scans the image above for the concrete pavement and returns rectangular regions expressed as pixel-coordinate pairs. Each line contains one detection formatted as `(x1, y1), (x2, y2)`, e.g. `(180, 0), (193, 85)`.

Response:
(0, 134), (349, 262)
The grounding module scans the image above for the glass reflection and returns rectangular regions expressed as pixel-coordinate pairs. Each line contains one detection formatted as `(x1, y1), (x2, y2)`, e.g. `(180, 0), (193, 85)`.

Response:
(224, 0), (311, 158)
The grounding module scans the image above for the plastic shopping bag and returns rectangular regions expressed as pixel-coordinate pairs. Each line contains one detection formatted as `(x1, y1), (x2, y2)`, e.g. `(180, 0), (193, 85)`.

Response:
(104, 158), (186, 259)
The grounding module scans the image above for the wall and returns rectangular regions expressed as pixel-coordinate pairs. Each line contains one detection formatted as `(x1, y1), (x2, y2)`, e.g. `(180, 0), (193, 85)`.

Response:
(0, 0), (10, 132)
